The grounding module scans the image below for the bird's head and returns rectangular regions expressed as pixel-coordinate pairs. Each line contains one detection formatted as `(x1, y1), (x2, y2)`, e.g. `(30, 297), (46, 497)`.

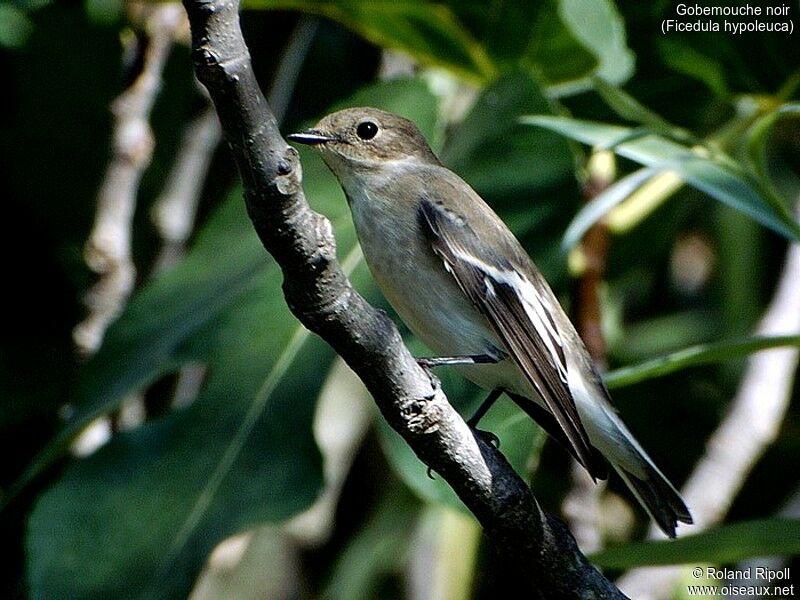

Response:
(288, 107), (440, 177)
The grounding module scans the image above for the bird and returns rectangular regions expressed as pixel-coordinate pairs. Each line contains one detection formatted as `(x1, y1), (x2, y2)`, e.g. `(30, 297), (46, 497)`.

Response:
(288, 107), (692, 537)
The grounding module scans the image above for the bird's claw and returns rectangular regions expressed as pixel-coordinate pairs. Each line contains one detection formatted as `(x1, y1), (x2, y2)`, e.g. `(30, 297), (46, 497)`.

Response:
(474, 428), (500, 448)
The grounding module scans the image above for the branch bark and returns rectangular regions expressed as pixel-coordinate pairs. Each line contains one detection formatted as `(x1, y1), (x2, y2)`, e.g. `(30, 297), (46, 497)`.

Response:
(181, 1), (625, 597)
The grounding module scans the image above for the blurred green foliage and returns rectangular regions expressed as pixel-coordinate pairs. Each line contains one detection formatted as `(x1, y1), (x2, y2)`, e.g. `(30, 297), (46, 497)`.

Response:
(1, 0), (798, 598)
(591, 518), (800, 569)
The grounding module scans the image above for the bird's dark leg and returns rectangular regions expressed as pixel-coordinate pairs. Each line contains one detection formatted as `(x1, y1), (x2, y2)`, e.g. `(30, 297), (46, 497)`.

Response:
(468, 388), (503, 447)
(425, 387), (501, 476)
(415, 353), (503, 447)
(417, 354), (499, 368)
(468, 388), (502, 428)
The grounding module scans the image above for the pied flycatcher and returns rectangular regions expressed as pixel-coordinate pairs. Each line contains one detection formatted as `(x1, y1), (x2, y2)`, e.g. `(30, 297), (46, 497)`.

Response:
(288, 107), (692, 537)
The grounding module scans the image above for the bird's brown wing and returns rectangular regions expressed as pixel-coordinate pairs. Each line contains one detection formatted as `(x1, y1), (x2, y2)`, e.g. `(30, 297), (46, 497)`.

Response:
(418, 198), (600, 478)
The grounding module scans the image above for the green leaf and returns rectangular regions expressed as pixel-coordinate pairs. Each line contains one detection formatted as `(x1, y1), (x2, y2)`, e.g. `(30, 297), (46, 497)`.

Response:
(242, 0), (633, 91)
(468, 0), (634, 90)
(591, 519), (800, 568)
(85, 0), (124, 24)
(746, 103), (800, 210)
(604, 335), (800, 389)
(656, 37), (729, 97)
(25, 187), (350, 596)
(379, 391), (544, 512)
(442, 71), (574, 197)
(452, 0), (542, 69)
(522, 115), (800, 241)
(27, 328), (333, 598)
(25, 78), (441, 600)
(561, 166), (659, 250)
(590, 77), (692, 140)
(242, 0), (496, 82)
(0, 4), (33, 48)
(521, 1), (598, 86)
(7, 195), (280, 504)
(556, 0), (634, 85)
(322, 486), (418, 600)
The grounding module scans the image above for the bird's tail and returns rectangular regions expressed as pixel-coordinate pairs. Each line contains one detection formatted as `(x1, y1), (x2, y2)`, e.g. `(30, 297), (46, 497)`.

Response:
(591, 403), (693, 538)
(611, 456), (693, 538)
(510, 389), (692, 536)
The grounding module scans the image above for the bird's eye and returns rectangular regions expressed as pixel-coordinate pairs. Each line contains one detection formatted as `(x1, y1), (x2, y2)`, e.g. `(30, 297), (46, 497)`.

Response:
(356, 121), (379, 140)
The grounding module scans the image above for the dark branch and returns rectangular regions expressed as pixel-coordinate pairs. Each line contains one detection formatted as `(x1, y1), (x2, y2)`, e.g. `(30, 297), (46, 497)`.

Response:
(181, 1), (626, 597)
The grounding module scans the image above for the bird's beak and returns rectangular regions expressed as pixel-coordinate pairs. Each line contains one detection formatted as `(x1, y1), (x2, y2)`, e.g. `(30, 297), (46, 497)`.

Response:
(287, 129), (339, 146)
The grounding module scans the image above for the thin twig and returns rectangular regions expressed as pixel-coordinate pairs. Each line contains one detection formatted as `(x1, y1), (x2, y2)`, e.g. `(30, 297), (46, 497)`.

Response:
(576, 218), (611, 367)
(267, 16), (319, 126)
(563, 150), (616, 551)
(575, 150), (616, 369)
(617, 206), (800, 599)
(152, 14), (319, 416)
(181, 1), (626, 597)
(74, 4), (186, 355)
(152, 93), (222, 272)
(70, 5), (187, 456)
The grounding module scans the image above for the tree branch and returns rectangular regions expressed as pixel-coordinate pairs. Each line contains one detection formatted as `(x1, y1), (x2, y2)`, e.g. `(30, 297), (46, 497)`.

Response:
(181, 1), (625, 596)
(74, 4), (186, 355)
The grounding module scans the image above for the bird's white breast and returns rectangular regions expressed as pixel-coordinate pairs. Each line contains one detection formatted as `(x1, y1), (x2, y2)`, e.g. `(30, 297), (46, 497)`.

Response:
(345, 175), (491, 357)
(339, 163), (537, 396)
